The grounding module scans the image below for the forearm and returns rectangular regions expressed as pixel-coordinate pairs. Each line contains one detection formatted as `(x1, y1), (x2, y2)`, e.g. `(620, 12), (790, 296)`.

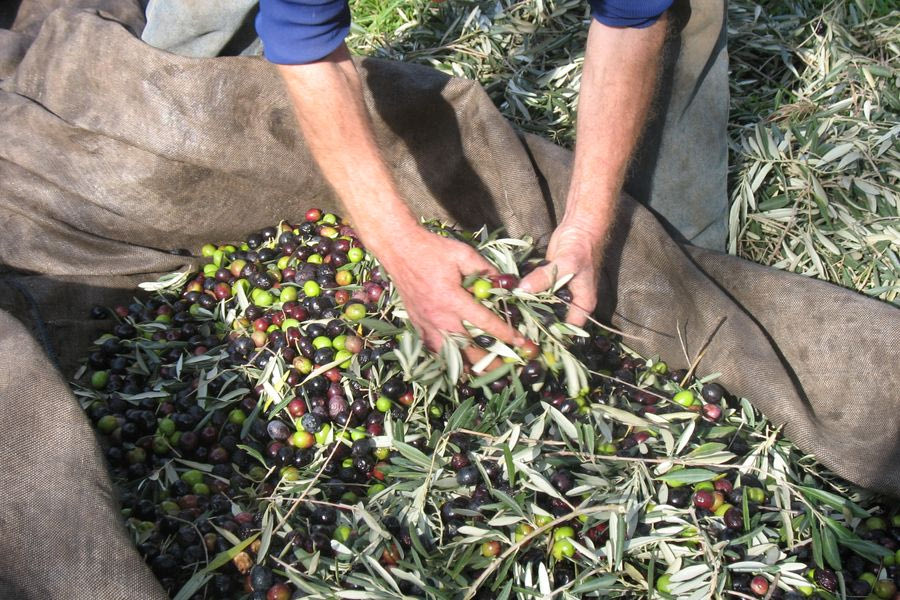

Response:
(275, 44), (522, 354)
(276, 44), (419, 257)
(564, 15), (668, 238)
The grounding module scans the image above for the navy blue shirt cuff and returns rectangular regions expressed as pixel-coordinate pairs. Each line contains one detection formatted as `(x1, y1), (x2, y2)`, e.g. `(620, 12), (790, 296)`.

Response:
(257, 0), (351, 64)
(588, 0), (673, 28)
(257, 0), (672, 65)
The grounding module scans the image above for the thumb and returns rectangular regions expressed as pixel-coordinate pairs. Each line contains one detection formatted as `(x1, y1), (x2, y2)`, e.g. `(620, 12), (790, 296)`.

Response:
(518, 262), (555, 294)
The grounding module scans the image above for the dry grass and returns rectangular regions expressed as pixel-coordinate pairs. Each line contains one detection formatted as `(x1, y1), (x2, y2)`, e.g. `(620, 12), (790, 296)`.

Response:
(347, 0), (900, 304)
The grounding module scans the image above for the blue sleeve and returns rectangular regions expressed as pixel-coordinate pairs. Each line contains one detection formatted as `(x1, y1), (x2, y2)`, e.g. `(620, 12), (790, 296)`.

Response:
(256, 0), (351, 64)
(587, 0), (673, 28)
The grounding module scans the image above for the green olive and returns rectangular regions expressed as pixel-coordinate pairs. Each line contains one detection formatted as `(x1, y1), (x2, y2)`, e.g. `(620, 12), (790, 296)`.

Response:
(534, 514), (553, 528)
(347, 247), (364, 263)
(181, 470), (204, 486)
(335, 350), (353, 368)
(281, 318), (301, 332)
(312, 336), (332, 349)
(156, 417), (175, 435)
(673, 390), (696, 407)
(334, 525), (352, 543)
(227, 408), (246, 425)
(152, 436), (169, 455)
(551, 539), (576, 560)
(471, 278), (493, 299)
(598, 442), (617, 455)
(314, 423), (331, 446)
(250, 289), (274, 307)
(280, 466), (300, 482)
(514, 524), (534, 542)
(746, 486), (766, 503)
(232, 279), (251, 296)
(655, 574), (672, 594)
(291, 430), (315, 449)
(303, 280), (321, 297)
(90, 370), (109, 390)
(279, 285), (298, 303)
(97, 414), (119, 434)
(344, 303), (366, 321)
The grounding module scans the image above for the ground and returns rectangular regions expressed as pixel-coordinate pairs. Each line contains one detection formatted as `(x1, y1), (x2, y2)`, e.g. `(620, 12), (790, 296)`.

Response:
(346, 0), (899, 305)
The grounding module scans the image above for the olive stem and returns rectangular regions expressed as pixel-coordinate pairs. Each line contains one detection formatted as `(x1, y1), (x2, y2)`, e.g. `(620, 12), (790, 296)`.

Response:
(544, 564), (623, 599)
(462, 503), (623, 600)
(724, 591), (761, 600)
(274, 418), (354, 532)
(537, 290), (647, 342)
(763, 572), (782, 600)
(679, 316), (727, 388)
(584, 369), (673, 404)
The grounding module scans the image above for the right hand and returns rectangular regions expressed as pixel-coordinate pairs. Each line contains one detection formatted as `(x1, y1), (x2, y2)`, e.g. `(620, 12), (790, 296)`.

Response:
(372, 225), (524, 363)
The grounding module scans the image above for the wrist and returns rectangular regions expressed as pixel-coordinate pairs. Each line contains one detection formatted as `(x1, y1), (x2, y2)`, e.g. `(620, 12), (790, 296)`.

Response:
(350, 203), (423, 262)
(560, 193), (617, 246)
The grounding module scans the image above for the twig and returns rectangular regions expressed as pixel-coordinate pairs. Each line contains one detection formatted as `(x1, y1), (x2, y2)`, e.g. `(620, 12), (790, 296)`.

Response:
(763, 572), (782, 600)
(725, 591), (760, 600)
(462, 504), (623, 599)
(680, 317), (727, 387)
(275, 418), (354, 531)
(676, 319), (692, 369)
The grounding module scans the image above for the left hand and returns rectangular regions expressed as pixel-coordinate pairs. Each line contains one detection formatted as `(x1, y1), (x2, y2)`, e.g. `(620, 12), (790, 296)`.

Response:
(518, 220), (604, 327)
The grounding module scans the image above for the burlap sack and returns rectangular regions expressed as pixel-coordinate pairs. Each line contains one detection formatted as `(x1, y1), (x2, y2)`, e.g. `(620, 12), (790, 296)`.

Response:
(0, 4), (897, 599)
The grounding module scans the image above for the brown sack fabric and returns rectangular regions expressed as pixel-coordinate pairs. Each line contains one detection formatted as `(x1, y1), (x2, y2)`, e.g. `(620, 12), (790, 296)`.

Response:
(0, 4), (897, 600)
(0, 309), (169, 600)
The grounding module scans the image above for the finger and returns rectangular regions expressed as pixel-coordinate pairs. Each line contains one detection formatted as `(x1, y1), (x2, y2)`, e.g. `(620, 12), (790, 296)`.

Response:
(419, 328), (440, 353)
(461, 345), (505, 373)
(560, 279), (593, 328)
(462, 298), (525, 346)
(415, 306), (476, 353)
(518, 262), (555, 294)
(565, 300), (590, 328)
(413, 317), (446, 353)
(461, 250), (501, 279)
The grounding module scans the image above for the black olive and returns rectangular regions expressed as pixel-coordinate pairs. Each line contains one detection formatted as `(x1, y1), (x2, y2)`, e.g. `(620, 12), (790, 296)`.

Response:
(456, 466), (480, 486)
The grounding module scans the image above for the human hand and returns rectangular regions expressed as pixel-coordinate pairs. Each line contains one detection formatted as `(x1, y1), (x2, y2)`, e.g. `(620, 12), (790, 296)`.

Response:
(518, 221), (603, 327)
(373, 225), (524, 364)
